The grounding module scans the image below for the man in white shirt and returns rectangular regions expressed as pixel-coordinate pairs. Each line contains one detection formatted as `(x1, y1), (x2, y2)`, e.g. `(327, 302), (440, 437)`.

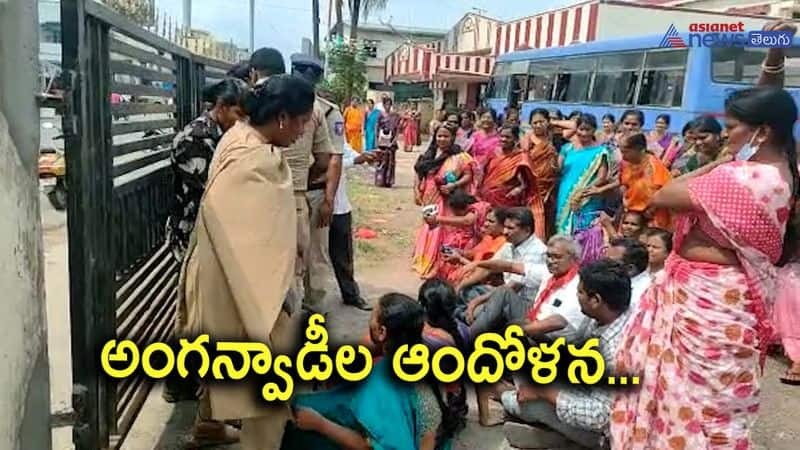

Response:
(519, 235), (586, 343)
(462, 208), (549, 337)
(605, 237), (651, 307)
(327, 143), (377, 310)
(502, 259), (632, 450)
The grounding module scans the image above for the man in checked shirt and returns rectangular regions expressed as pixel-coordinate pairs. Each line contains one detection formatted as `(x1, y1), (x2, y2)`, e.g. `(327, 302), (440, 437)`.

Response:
(501, 259), (632, 450)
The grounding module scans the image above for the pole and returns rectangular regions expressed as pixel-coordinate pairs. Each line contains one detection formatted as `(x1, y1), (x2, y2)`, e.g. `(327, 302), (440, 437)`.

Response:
(249, 0), (255, 54)
(182, 0), (191, 29)
(312, 0), (320, 58)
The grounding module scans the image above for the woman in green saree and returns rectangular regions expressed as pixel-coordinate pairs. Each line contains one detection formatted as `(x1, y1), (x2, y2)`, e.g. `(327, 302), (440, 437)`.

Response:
(554, 113), (609, 235)
(282, 293), (456, 450)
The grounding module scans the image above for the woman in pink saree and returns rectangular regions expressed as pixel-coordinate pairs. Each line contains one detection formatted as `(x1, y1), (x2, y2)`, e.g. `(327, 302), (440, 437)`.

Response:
(775, 259), (800, 385)
(471, 110), (501, 166)
(413, 125), (477, 279)
(611, 86), (799, 450)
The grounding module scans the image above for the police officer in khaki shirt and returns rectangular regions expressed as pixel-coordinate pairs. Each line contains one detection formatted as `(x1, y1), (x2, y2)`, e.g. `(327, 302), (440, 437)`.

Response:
(288, 54), (342, 307)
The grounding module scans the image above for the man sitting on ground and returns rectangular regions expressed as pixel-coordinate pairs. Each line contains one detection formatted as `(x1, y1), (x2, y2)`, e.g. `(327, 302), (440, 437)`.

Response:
(457, 208), (548, 336)
(502, 259), (632, 450)
(518, 234), (586, 343)
(605, 237), (651, 307)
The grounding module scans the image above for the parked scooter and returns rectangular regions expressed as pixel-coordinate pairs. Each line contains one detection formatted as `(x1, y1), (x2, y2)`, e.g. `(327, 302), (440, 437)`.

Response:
(39, 121), (67, 210)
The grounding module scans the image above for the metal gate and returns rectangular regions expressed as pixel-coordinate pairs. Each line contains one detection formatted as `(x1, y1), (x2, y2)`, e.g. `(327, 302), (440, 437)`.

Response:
(59, 1), (231, 448)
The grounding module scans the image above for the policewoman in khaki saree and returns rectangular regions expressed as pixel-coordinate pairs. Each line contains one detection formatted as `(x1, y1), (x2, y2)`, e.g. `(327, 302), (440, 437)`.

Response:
(177, 74), (317, 450)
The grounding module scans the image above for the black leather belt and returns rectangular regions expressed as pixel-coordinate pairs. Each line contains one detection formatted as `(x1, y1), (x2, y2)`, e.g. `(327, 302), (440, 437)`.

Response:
(307, 182), (326, 191)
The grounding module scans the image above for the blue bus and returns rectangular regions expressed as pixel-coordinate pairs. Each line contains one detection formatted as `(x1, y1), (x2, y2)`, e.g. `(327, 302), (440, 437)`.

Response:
(485, 34), (800, 135)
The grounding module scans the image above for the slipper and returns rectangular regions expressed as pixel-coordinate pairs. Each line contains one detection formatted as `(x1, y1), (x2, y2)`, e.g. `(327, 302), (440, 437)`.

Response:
(186, 423), (240, 449)
(478, 416), (504, 427)
(503, 421), (572, 449)
(780, 371), (800, 385)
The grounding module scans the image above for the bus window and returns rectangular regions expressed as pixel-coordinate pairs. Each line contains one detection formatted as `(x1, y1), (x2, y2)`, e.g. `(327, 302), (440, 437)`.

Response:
(488, 76), (511, 99)
(509, 74), (528, 108)
(527, 59), (559, 101)
(712, 47), (800, 87)
(553, 56), (596, 103)
(637, 49), (687, 108)
(591, 52), (644, 105)
(488, 62), (511, 98)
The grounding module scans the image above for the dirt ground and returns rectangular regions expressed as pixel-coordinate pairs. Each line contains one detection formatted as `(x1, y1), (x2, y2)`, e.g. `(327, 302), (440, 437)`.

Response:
(44, 148), (800, 450)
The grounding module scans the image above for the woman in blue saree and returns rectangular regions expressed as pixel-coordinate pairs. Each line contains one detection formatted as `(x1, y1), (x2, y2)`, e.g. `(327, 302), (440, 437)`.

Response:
(364, 99), (381, 151)
(282, 293), (456, 450)
(555, 114), (609, 235)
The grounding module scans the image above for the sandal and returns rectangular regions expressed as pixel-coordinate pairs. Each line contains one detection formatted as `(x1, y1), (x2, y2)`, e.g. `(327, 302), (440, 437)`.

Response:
(779, 371), (800, 385)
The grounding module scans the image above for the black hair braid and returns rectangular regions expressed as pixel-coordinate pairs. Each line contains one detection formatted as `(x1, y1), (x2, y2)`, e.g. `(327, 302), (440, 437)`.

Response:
(378, 294), (458, 448)
(416, 281), (469, 443)
(426, 374), (460, 449)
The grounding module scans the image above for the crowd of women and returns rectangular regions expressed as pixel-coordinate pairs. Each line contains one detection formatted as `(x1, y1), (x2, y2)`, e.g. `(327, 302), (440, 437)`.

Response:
(404, 20), (800, 449)
(341, 96), (425, 187)
(168, 20), (800, 449)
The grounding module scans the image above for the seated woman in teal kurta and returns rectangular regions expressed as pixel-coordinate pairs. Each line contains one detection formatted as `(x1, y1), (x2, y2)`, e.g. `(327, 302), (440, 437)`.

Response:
(281, 294), (454, 450)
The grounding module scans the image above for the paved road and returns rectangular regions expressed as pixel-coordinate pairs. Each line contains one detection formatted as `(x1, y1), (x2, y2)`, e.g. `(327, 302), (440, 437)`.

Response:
(42, 148), (800, 449)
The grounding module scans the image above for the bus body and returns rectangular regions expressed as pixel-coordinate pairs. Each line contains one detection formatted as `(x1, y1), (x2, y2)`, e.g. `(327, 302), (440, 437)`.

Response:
(485, 34), (800, 135)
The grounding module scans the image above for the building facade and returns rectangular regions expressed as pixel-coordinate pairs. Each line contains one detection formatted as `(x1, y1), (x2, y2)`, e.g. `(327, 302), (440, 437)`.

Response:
(385, 0), (794, 111)
(386, 4), (599, 111)
(637, 0), (800, 18)
(184, 29), (243, 63)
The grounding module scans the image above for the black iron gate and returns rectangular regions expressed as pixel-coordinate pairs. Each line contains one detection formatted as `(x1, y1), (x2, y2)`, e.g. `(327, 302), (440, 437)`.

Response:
(59, 1), (231, 448)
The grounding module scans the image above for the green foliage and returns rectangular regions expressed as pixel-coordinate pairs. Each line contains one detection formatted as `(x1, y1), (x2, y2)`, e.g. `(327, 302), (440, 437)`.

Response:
(104, 0), (155, 27)
(323, 40), (369, 106)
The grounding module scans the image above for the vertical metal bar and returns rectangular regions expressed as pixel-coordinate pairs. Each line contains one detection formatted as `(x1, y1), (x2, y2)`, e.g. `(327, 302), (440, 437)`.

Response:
(312, 0), (320, 58)
(61, 0), (115, 448)
(249, 0), (255, 54)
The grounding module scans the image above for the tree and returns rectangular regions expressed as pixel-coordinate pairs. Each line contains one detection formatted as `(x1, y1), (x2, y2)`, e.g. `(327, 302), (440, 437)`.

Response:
(322, 40), (368, 106)
(104, 0), (156, 27)
(346, 0), (388, 41)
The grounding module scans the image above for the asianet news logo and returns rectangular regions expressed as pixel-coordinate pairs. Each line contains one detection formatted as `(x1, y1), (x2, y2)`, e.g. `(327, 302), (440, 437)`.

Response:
(660, 23), (793, 48)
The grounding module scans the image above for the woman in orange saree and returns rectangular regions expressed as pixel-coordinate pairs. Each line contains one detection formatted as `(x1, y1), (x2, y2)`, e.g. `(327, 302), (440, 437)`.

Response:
(412, 125), (477, 279)
(442, 207), (508, 286)
(610, 87), (799, 450)
(343, 97), (365, 153)
(594, 133), (673, 229)
(479, 125), (535, 209)
(521, 108), (559, 240)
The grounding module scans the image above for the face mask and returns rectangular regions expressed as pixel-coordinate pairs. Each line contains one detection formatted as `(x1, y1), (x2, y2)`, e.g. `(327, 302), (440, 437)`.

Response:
(736, 129), (761, 161)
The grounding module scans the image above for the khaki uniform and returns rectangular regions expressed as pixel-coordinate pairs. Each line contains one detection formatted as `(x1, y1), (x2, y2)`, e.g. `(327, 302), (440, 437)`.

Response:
(305, 97), (344, 306)
(177, 121), (301, 449)
(282, 99), (340, 306)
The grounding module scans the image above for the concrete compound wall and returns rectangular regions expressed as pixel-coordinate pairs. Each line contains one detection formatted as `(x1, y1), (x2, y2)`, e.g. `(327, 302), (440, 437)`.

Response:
(0, 0), (52, 449)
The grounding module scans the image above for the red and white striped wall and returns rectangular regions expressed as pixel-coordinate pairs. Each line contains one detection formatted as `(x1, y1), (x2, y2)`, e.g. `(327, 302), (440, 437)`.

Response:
(429, 81), (448, 90)
(385, 1), (600, 83)
(493, 1), (599, 55)
(386, 45), (495, 83)
(384, 44), (428, 83)
(384, 44), (494, 82)
(430, 53), (494, 77)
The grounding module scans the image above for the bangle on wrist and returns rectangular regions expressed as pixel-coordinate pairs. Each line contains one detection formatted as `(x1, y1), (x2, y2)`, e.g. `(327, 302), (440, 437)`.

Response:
(761, 61), (785, 74)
